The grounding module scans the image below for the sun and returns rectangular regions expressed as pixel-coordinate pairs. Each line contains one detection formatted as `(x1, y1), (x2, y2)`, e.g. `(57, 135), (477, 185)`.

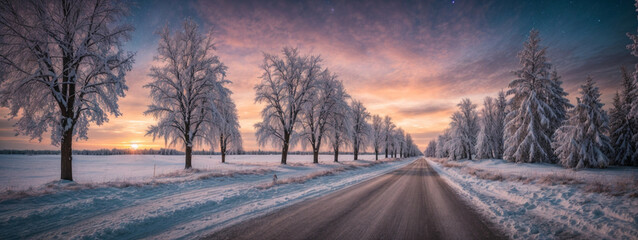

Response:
(131, 144), (139, 150)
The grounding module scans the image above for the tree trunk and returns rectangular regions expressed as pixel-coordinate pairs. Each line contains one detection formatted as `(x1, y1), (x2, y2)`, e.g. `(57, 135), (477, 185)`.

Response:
(185, 145), (192, 169)
(60, 128), (73, 181)
(220, 134), (226, 163)
(281, 133), (290, 165)
(385, 143), (388, 158)
(313, 149), (319, 164)
(353, 144), (359, 160)
(375, 148), (379, 160)
(334, 146), (339, 162)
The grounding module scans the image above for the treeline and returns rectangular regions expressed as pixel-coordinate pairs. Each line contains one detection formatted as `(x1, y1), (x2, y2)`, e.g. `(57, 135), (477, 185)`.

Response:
(0, 149), (380, 156)
(425, 28), (638, 169)
(253, 47), (423, 164)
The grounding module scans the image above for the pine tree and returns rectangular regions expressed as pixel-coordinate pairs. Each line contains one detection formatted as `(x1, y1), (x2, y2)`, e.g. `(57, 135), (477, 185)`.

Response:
(552, 77), (612, 168)
(627, 0), (638, 163)
(609, 67), (637, 166)
(504, 29), (558, 163)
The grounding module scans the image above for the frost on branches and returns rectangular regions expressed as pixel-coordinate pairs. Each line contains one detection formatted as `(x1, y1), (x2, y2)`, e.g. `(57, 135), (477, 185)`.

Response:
(325, 82), (352, 162)
(552, 77), (612, 168)
(350, 100), (372, 160)
(299, 70), (348, 163)
(0, 0), (135, 180)
(609, 67), (637, 166)
(254, 47), (322, 164)
(476, 92), (507, 159)
(144, 19), (228, 169)
(371, 114), (384, 160)
(504, 30), (566, 163)
(626, 0), (638, 163)
(209, 86), (242, 163)
(448, 99), (479, 160)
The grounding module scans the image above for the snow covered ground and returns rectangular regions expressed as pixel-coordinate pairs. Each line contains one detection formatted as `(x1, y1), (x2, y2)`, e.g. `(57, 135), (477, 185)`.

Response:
(427, 157), (638, 239)
(0, 154), (415, 239)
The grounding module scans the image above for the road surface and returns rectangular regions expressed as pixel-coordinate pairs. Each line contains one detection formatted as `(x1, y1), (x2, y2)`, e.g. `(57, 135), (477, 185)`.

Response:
(207, 158), (504, 240)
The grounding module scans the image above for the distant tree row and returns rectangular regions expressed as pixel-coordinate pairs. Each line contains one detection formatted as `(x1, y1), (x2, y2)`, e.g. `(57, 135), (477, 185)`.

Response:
(426, 24), (638, 168)
(254, 47), (422, 164)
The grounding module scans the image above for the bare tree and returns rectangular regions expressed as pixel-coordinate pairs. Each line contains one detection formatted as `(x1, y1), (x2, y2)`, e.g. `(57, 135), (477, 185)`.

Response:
(144, 19), (228, 169)
(254, 47), (322, 164)
(383, 116), (395, 158)
(371, 114), (384, 160)
(325, 80), (352, 162)
(0, 0), (135, 180)
(350, 99), (371, 160)
(299, 70), (344, 163)
(209, 87), (242, 163)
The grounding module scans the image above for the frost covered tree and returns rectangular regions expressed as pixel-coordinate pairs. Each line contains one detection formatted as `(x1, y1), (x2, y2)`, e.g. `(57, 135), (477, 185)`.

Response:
(371, 114), (384, 160)
(350, 100), (371, 160)
(425, 139), (437, 157)
(552, 77), (612, 168)
(405, 134), (422, 157)
(609, 67), (637, 166)
(395, 128), (405, 158)
(504, 30), (559, 163)
(626, 2), (638, 162)
(299, 70), (347, 163)
(145, 19), (228, 169)
(254, 47), (322, 164)
(435, 129), (451, 158)
(0, 0), (135, 180)
(549, 70), (573, 135)
(326, 95), (352, 162)
(383, 116), (395, 158)
(476, 92), (507, 159)
(209, 88), (242, 163)
(448, 99), (479, 160)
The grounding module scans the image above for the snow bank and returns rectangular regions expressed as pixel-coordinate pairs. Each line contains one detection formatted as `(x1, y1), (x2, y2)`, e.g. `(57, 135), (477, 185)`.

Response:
(427, 158), (638, 239)
(0, 154), (414, 239)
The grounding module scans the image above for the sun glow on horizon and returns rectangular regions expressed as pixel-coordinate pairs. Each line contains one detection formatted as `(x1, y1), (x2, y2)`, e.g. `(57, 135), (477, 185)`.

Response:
(131, 144), (139, 150)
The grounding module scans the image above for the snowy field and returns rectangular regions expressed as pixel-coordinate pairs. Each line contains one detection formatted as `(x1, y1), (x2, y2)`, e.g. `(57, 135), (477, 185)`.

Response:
(427, 158), (638, 239)
(0, 154), (416, 239)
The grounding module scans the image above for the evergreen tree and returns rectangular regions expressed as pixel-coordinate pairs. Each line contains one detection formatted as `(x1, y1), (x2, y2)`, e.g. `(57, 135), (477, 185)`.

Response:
(504, 30), (558, 163)
(609, 67), (637, 166)
(627, 0), (638, 162)
(552, 77), (612, 168)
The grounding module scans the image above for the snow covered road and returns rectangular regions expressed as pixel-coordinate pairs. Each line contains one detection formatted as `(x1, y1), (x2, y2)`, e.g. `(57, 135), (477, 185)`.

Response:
(208, 158), (503, 240)
(0, 155), (414, 239)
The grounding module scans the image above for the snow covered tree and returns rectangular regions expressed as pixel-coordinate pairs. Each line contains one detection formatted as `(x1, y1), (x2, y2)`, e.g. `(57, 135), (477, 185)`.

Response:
(145, 19), (228, 169)
(383, 116), (395, 158)
(325, 86), (352, 162)
(254, 47), (322, 164)
(350, 100), (371, 160)
(504, 30), (559, 163)
(393, 128), (405, 158)
(300, 70), (347, 163)
(209, 87), (242, 163)
(552, 77), (612, 168)
(549, 69), (573, 135)
(425, 139), (437, 157)
(626, 2), (638, 163)
(0, 0), (135, 180)
(448, 99), (479, 160)
(371, 114), (384, 160)
(435, 129), (451, 158)
(476, 92), (507, 159)
(609, 67), (637, 166)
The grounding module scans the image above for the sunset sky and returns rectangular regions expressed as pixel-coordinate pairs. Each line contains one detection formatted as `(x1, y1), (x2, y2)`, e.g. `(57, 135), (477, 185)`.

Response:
(0, 0), (636, 152)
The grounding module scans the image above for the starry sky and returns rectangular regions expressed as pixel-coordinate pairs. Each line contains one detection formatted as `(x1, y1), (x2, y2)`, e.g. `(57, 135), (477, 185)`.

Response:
(0, 0), (636, 151)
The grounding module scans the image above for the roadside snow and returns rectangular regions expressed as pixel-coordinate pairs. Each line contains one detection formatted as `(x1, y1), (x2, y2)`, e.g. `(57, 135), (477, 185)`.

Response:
(427, 158), (638, 239)
(0, 154), (415, 239)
